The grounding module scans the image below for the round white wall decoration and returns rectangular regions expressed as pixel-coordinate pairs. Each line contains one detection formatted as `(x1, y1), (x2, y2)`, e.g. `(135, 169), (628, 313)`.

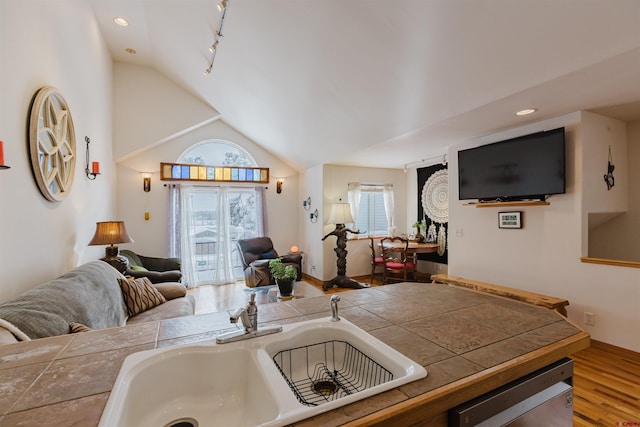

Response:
(421, 168), (449, 224)
(28, 86), (77, 202)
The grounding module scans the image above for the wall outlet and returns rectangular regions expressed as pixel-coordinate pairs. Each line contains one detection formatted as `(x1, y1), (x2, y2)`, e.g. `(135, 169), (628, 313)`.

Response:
(455, 228), (463, 237)
(584, 312), (595, 326)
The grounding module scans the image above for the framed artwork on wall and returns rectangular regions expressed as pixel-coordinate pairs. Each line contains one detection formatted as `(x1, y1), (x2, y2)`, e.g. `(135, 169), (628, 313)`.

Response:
(28, 86), (76, 202)
(498, 211), (522, 229)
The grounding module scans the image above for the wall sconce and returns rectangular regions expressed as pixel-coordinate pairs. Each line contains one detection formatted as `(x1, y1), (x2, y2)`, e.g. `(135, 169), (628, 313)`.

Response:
(84, 136), (100, 179)
(310, 209), (319, 223)
(142, 173), (151, 192)
(0, 140), (10, 170)
(140, 172), (152, 221)
(276, 179), (283, 194)
(303, 196), (311, 210)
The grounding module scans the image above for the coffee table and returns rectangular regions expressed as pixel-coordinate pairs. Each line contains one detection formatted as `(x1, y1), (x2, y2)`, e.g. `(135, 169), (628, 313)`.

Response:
(266, 281), (325, 303)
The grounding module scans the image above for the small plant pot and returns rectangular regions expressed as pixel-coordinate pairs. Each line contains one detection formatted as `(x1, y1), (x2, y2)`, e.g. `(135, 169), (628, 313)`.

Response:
(276, 279), (294, 297)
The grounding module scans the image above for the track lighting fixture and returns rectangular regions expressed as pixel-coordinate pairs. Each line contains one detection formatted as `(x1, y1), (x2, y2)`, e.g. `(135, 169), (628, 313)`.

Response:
(402, 153), (448, 171)
(204, 0), (230, 76)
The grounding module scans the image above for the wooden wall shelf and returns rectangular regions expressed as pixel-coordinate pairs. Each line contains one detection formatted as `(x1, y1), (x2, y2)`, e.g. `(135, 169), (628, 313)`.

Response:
(464, 201), (550, 208)
(581, 257), (640, 269)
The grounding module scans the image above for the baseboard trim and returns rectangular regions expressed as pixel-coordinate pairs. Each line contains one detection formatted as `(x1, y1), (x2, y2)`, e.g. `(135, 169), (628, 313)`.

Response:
(301, 273), (323, 287)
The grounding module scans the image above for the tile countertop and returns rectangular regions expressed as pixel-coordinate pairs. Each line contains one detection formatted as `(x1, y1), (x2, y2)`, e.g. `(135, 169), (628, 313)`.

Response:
(0, 282), (590, 426)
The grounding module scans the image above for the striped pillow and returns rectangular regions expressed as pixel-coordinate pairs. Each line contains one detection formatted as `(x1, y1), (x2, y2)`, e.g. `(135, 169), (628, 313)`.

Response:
(69, 322), (93, 333)
(118, 277), (167, 317)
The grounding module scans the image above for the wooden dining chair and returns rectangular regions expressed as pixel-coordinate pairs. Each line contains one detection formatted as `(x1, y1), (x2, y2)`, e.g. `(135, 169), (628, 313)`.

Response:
(380, 237), (416, 284)
(368, 237), (385, 284)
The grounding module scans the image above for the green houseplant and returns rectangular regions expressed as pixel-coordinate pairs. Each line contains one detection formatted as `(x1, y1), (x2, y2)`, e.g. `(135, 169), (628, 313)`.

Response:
(269, 257), (297, 297)
(412, 220), (426, 243)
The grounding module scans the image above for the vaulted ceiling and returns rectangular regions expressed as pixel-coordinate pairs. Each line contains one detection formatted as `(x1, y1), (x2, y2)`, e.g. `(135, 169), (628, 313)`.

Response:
(91, 0), (640, 171)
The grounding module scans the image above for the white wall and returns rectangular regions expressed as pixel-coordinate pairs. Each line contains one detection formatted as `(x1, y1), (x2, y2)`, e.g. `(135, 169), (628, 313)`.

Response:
(298, 165), (325, 278)
(321, 165), (407, 280)
(0, 1), (115, 301)
(448, 112), (640, 352)
(113, 63), (219, 161)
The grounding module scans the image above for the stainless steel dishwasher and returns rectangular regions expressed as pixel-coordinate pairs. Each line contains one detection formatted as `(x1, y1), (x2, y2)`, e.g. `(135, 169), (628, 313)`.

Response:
(449, 358), (574, 427)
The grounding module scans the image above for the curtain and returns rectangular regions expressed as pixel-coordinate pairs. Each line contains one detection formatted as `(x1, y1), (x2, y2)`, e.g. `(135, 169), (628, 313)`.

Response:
(256, 186), (267, 236)
(179, 185), (199, 287)
(347, 182), (361, 227)
(383, 183), (395, 235)
(211, 187), (235, 285)
(168, 184), (181, 259)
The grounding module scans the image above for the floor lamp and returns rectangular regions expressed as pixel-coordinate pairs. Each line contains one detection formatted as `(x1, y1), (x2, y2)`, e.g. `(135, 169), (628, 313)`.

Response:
(322, 202), (370, 291)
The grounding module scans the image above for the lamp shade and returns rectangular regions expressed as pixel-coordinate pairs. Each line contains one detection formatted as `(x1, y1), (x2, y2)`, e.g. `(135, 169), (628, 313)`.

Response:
(327, 202), (354, 225)
(88, 221), (134, 246)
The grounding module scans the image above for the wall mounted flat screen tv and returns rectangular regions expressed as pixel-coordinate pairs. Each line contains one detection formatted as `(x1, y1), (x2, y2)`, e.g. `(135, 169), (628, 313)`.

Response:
(458, 127), (565, 201)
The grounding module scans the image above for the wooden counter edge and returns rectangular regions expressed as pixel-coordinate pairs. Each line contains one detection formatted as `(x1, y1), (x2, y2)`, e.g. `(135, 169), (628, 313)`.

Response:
(343, 330), (590, 427)
(430, 274), (570, 316)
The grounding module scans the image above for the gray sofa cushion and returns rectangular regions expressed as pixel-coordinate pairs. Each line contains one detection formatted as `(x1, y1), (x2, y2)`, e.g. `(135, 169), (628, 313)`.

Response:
(0, 261), (128, 339)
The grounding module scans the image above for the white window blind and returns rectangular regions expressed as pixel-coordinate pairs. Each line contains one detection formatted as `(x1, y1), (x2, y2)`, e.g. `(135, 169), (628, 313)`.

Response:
(355, 188), (389, 236)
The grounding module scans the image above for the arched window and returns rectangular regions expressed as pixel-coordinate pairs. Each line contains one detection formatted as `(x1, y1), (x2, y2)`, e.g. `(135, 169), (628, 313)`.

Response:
(170, 140), (265, 286)
(178, 140), (256, 167)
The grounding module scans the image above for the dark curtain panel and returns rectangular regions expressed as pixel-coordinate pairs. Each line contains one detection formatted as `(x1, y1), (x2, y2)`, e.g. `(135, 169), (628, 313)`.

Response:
(417, 164), (448, 264)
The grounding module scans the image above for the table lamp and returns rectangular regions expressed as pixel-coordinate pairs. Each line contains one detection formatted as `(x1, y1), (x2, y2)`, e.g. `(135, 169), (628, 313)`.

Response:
(88, 221), (134, 273)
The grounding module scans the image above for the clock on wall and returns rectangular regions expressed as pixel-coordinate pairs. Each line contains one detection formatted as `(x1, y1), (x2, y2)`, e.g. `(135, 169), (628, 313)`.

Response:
(28, 86), (77, 202)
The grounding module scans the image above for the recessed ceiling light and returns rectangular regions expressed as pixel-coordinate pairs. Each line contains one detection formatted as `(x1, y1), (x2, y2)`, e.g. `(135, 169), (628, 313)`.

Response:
(515, 108), (537, 116)
(113, 17), (129, 27)
(125, 48), (136, 55)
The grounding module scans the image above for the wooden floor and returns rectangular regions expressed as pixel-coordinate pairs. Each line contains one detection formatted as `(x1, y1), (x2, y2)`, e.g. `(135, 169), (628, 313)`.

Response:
(571, 340), (640, 426)
(188, 277), (640, 426)
(187, 274), (364, 314)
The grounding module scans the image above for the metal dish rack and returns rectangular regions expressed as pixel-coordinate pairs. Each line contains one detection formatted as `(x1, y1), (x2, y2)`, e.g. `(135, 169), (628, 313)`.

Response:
(272, 340), (393, 406)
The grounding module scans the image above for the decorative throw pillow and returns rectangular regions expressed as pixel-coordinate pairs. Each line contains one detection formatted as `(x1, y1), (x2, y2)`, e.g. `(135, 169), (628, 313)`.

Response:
(152, 282), (187, 300)
(118, 277), (167, 317)
(69, 322), (93, 333)
(130, 265), (149, 272)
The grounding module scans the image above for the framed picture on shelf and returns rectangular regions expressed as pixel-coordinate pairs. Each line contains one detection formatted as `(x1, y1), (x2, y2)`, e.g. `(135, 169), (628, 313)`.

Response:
(498, 211), (522, 229)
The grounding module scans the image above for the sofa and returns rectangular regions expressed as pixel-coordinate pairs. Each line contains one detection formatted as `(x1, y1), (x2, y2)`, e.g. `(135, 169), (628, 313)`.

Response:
(120, 249), (183, 283)
(237, 237), (302, 287)
(0, 261), (195, 345)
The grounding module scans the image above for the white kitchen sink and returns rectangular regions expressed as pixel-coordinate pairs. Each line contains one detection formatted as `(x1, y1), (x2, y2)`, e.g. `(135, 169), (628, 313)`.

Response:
(99, 317), (427, 427)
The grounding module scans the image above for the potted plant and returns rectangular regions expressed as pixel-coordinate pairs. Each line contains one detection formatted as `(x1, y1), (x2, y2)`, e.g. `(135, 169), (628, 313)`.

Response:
(412, 220), (426, 243)
(269, 257), (297, 297)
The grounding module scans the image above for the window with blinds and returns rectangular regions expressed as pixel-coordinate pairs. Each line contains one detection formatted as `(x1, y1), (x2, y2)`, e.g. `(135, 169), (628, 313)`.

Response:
(355, 189), (389, 236)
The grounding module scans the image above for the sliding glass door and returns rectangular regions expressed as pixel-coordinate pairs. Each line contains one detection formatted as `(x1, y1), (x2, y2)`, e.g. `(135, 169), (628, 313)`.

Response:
(180, 186), (262, 286)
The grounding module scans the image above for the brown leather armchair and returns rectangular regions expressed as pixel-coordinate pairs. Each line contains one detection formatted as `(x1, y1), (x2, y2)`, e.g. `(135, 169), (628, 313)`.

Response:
(237, 237), (302, 288)
(120, 250), (182, 284)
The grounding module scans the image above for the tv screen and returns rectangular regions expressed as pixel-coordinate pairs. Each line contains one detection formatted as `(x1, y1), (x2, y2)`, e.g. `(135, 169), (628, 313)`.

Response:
(458, 127), (565, 201)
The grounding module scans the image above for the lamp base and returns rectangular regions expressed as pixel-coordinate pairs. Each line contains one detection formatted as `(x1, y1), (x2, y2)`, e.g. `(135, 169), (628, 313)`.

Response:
(323, 275), (370, 291)
(101, 255), (129, 274)
(101, 245), (129, 273)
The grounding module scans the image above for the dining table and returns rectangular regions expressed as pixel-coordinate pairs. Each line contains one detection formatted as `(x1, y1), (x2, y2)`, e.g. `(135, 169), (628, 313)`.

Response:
(379, 239), (440, 255)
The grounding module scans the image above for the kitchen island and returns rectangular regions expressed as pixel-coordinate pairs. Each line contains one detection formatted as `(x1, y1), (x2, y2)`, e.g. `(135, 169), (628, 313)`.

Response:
(0, 282), (589, 426)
